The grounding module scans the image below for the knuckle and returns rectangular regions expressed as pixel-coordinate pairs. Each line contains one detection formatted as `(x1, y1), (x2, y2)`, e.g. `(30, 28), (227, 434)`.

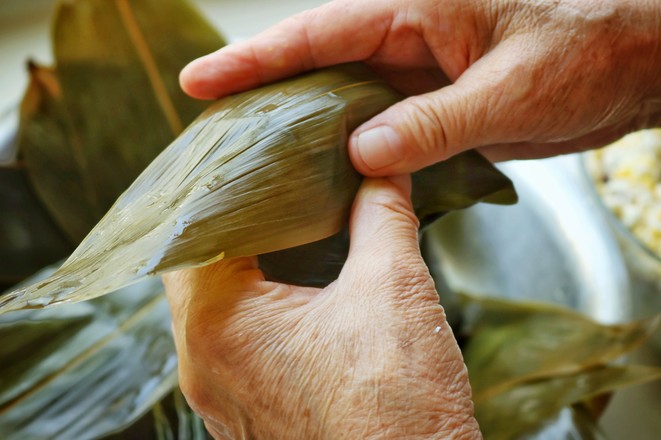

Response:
(371, 193), (420, 230)
(286, 10), (321, 69)
(402, 95), (453, 160)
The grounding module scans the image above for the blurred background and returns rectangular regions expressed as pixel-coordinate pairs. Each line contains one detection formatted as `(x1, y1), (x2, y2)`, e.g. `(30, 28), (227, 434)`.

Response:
(0, 0), (327, 110)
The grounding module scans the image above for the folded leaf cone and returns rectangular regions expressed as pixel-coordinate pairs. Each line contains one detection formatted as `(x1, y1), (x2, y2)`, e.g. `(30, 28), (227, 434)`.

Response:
(0, 64), (516, 313)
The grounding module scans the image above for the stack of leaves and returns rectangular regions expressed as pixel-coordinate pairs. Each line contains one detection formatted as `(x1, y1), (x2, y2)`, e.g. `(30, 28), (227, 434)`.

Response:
(0, 0), (225, 286)
(2, 269), (659, 439)
(0, 266), (210, 440)
(459, 294), (661, 439)
(0, 269), (178, 439)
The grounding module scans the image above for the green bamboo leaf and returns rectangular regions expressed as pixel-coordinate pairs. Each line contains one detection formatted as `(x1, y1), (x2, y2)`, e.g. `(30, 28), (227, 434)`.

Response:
(0, 64), (516, 313)
(260, 151), (517, 287)
(104, 388), (209, 440)
(18, 63), (100, 242)
(520, 406), (608, 440)
(475, 365), (661, 440)
(1, 65), (391, 311)
(19, 0), (226, 243)
(460, 294), (660, 395)
(0, 267), (177, 439)
(0, 164), (72, 288)
(411, 151), (517, 227)
(0, 68), (75, 287)
(458, 295), (661, 439)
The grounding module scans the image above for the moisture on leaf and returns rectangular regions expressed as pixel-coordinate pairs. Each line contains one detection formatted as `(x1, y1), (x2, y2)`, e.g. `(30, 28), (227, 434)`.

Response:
(1, 64), (516, 313)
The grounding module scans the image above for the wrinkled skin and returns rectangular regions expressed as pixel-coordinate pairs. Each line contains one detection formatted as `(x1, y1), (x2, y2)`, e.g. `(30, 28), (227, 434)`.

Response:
(167, 0), (661, 437)
(164, 177), (479, 439)
(181, 0), (661, 171)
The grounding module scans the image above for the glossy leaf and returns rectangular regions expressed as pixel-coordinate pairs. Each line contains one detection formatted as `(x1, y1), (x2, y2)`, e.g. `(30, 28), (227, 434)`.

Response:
(260, 150), (517, 287)
(0, 166), (71, 288)
(410, 151), (517, 227)
(0, 267), (177, 439)
(0, 70), (74, 286)
(1, 64), (516, 313)
(103, 389), (209, 440)
(520, 406), (609, 440)
(18, 64), (100, 242)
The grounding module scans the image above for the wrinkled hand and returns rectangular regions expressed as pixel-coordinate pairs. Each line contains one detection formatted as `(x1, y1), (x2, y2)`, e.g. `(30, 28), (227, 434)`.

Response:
(180, 0), (661, 170)
(163, 176), (480, 439)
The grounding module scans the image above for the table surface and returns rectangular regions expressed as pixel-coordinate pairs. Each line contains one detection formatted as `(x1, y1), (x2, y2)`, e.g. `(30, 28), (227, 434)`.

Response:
(0, 1), (658, 438)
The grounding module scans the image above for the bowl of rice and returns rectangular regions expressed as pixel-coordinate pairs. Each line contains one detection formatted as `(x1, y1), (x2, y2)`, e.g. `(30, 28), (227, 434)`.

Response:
(584, 129), (661, 331)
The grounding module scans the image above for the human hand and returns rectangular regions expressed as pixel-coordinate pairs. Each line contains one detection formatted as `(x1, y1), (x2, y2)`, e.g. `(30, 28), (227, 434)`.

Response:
(163, 176), (480, 440)
(180, 0), (661, 171)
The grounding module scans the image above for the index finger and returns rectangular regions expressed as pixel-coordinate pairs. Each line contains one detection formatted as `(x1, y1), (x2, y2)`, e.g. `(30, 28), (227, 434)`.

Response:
(180, 0), (395, 99)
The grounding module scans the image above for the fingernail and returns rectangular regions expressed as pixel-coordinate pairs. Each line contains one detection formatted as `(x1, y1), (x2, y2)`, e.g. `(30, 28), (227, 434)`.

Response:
(354, 126), (405, 170)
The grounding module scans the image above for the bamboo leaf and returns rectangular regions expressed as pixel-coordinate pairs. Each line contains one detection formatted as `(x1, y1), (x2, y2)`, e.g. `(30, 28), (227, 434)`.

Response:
(0, 68), (75, 287)
(1, 64), (516, 313)
(0, 166), (71, 287)
(0, 267), (177, 439)
(460, 294), (660, 395)
(411, 151), (517, 227)
(260, 151), (517, 287)
(259, 230), (351, 287)
(1, 65), (390, 311)
(18, 0), (226, 243)
(475, 365), (661, 440)
(18, 63), (100, 242)
(458, 295), (661, 439)
(520, 406), (609, 440)
(104, 388), (209, 440)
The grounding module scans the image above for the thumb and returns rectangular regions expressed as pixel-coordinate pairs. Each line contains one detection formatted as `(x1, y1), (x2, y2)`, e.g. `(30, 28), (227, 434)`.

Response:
(341, 176), (441, 307)
(349, 49), (517, 176)
(346, 175), (421, 267)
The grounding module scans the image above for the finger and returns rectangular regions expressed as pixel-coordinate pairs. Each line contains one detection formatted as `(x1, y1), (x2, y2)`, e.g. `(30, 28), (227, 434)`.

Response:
(479, 118), (661, 162)
(346, 175), (420, 263)
(348, 44), (529, 175)
(479, 140), (607, 163)
(479, 141), (596, 162)
(180, 0), (394, 99)
(341, 175), (440, 306)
